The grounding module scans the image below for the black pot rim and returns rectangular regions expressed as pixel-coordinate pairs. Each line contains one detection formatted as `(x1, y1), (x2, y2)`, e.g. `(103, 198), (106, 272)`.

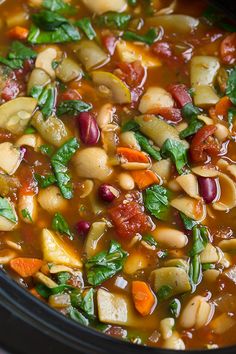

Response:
(1, 270), (236, 354)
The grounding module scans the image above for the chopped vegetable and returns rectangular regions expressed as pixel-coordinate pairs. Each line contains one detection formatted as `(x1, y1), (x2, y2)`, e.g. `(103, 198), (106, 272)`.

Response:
(52, 212), (73, 239)
(226, 67), (236, 105)
(31, 84), (56, 119)
(96, 12), (131, 29)
(123, 28), (160, 45)
(131, 170), (159, 189)
(144, 184), (170, 221)
(43, 0), (76, 15)
(0, 197), (18, 223)
(117, 147), (149, 163)
(135, 132), (161, 161)
(161, 139), (188, 174)
(10, 257), (43, 277)
(85, 240), (128, 286)
(132, 281), (156, 316)
(0, 41), (36, 70)
(76, 18), (96, 40)
(57, 100), (92, 116)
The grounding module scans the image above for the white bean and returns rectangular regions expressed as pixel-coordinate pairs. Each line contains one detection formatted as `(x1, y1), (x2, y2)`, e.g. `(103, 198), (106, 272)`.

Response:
(160, 318), (175, 340)
(180, 296), (212, 329)
(117, 173), (135, 190)
(152, 227), (188, 249)
(38, 186), (68, 214)
(96, 103), (115, 129)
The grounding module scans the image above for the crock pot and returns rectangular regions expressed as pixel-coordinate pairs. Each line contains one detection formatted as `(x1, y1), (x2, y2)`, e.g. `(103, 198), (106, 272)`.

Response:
(1, 0), (236, 353)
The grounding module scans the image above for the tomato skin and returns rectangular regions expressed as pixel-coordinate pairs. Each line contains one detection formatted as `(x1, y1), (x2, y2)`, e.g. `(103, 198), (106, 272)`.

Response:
(168, 84), (192, 108)
(117, 61), (145, 88)
(60, 88), (82, 101)
(220, 33), (236, 65)
(1, 78), (19, 101)
(101, 34), (117, 55)
(153, 107), (182, 123)
(190, 125), (220, 163)
(109, 200), (151, 239)
(151, 41), (172, 60)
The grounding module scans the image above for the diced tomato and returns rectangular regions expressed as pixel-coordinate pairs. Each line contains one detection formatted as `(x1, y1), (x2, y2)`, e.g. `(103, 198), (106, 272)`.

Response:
(1, 78), (19, 101)
(153, 107), (182, 123)
(101, 34), (117, 55)
(117, 61), (145, 88)
(220, 33), (236, 65)
(60, 88), (82, 101)
(190, 125), (220, 163)
(18, 166), (38, 196)
(108, 200), (152, 239)
(168, 84), (192, 107)
(151, 41), (173, 60)
(8, 26), (29, 40)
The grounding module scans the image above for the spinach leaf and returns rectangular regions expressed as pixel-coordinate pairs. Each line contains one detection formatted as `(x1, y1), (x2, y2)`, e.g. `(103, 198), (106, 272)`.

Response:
(121, 120), (140, 132)
(76, 18), (96, 40)
(189, 255), (201, 285)
(39, 144), (54, 156)
(202, 263), (215, 271)
(161, 139), (188, 174)
(52, 212), (73, 239)
(57, 100), (92, 116)
(169, 298), (181, 318)
(70, 288), (95, 318)
(35, 283), (74, 298)
(30, 84), (56, 119)
(43, 0), (76, 14)
(34, 173), (56, 188)
(32, 10), (68, 30)
(144, 185), (170, 221)
(181, 102), (201, 121)
(28, 23), (80, 44)
(228, 107), (236, 128)
(142, 235), (158, 247)
(0, 41), (37, 69)
(180, 212), (199, 231)
(157, 285), (173, 301)
(51, 137), (79, 199)
(122, 28), (159, 45)
(85, 240), (128, 286)
(69, 307), (89, 326)
(189, 226), (205, 257)
(226, 67), (236, 105)
(135, 132), (161, 161)
(0, 197), (17, 223)
(179, 118), (204, 139)
(96, 12), (131, 29)
(56, 271), (71, 284)
(24, 126), (37, 134)
(21, 208), (33, 222)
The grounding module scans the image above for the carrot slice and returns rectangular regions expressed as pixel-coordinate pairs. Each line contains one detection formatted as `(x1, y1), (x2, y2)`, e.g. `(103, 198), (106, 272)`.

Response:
(8, 26), (29, 40)
(117, 147), (149, 163)
(131, 170), (159, 189)
(10, 257), (43, 277)
(215, 96), (232, 118)
(132, 281), (156, 316)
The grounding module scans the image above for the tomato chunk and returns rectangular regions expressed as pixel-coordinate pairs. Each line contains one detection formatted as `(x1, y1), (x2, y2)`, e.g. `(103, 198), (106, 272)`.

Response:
(168, 84), (192, 107)
(102, 34), (117, 55)
(220, 33), (236, 65)
(109, 200), (151, 238)
(190, 125), (220, 163)
(153, 107), (182, 123)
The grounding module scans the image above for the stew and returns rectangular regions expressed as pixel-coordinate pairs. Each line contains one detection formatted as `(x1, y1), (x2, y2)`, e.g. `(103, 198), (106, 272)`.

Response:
(0, 0), (236, 350)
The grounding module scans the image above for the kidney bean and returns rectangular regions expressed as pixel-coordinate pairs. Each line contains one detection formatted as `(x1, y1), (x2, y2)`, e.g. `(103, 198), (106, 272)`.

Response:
(76, 220), (91, 236)
(98, 184), (119, 202)
(77, 112), (100, 145)
(198, 176), (217, 204)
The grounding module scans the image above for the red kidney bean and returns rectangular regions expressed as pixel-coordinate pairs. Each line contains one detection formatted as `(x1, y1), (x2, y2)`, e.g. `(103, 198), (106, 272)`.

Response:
(198, 176), (217, 204)
(77, 112), (100, 145)
(76, 220), (91, 236)
(98, 184), (119, 202)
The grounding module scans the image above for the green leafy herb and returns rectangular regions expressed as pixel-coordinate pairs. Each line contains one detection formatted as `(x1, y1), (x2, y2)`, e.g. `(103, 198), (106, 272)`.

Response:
(189, 226), (206, 257)
(52, 212), (73, 239)
(226, 67), (236, 105)
(24, 126), (36, 134)
(35, 283), (74, 298)
(56, 271), (71, 284)
(51, 137), (79, 199)
(169, 298), (181, 318)
(161, 139), (188, 174)
(76, 17), (96, 40)
(179, 118), (204, 139)
(35, 173), (56, 188)
(142, 234), (158, 247)
(181, 102), (201, 121)
(69, 307), (89, 326)
(157, 285), (173, 301)
(32, 10), (68, 30)
(121, 120), (140, 132)
(122, 28), (159, 45)
(71, 289), (95, 319)
(128, 0), (137, 5)
(28, 23), (80, 44)
(202, 263), (215, 271)
(157, 250), (168, 259)
(228, 107), (236, 128)
(43, 0), (76, 15)
(96, 12), (131, 29)
(30, 84), (56, 119)
(0, 197), (17, 223)
(135, 132), (161, 161)
(85, 240), (128, 286)
(0, 41), (37, 69)
(21, 208), (33, 222)
(144, 185), (170, 221)
(39, 144), (54, 156)
(180, 212), (199, 231)
(57, 100), (92, 116)
(35, 283), (52, 298)
(189, 254), (201, 285)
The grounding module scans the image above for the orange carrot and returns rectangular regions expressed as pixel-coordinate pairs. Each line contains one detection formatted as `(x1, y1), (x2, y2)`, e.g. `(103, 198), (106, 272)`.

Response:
(131, 170), (159, 189)
(132, 281), (156, 316)
(215, 96), (232, 118)
(8, 26), (29, 40)
(10, 258), (43, 277)
(117, 147), (149, 163)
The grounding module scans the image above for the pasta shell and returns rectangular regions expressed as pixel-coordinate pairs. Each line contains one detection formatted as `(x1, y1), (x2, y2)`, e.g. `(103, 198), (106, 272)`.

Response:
(213, 173), (236, 211)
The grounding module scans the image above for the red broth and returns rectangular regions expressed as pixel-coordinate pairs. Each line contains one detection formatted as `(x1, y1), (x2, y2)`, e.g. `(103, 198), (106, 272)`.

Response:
(0, 0), (236, 350)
